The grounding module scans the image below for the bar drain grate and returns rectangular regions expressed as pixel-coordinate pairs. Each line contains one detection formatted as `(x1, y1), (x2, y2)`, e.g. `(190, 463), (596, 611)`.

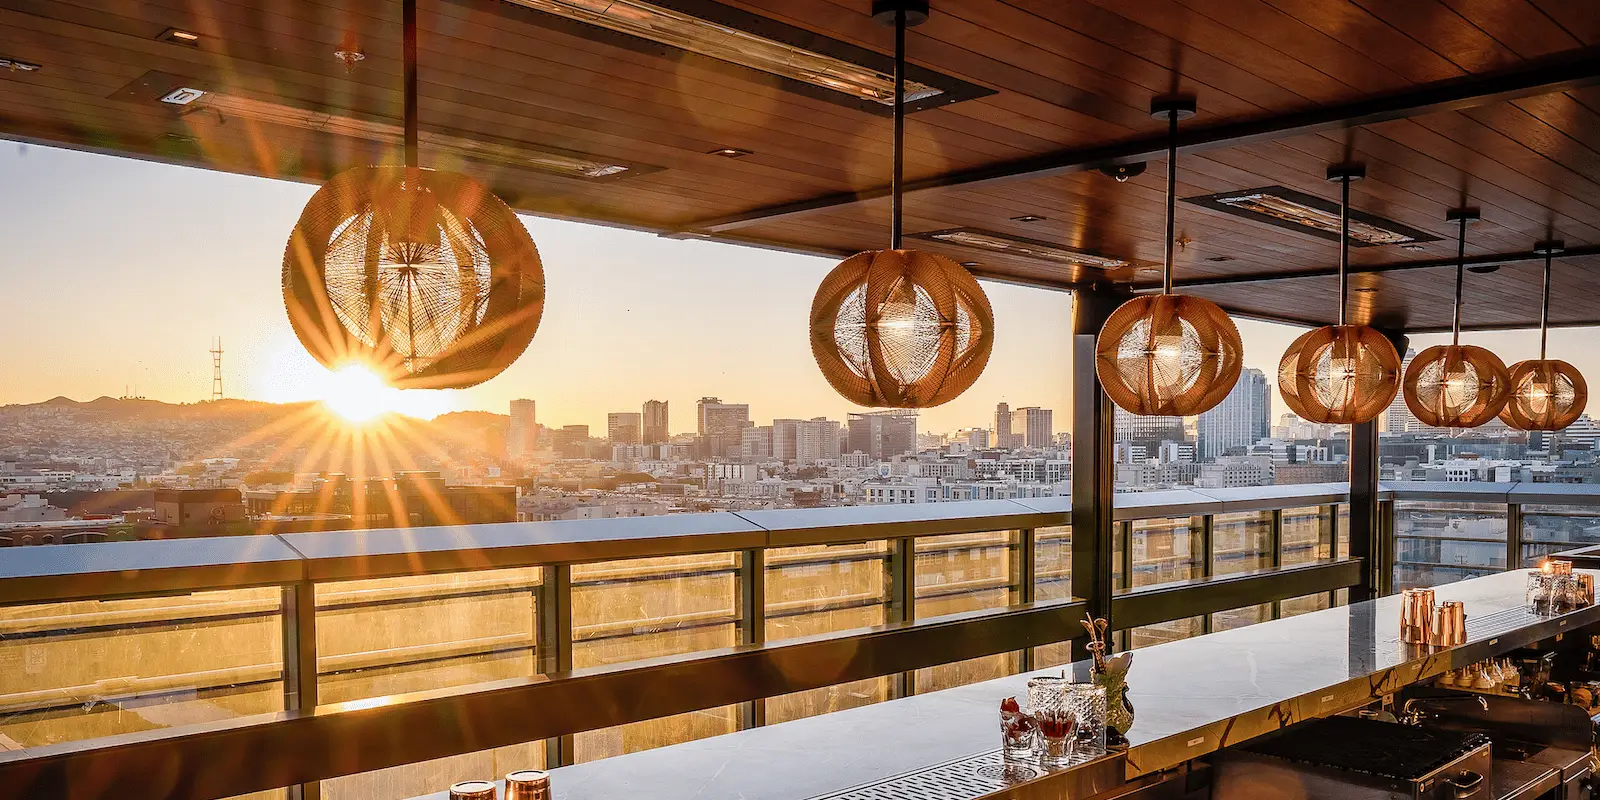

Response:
(1467, 606), (1544, 640)
(805, 749), (1092, 800)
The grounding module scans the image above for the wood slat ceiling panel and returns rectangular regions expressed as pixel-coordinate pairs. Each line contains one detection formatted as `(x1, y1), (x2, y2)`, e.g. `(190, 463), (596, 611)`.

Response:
(3, 0), (1600, 332)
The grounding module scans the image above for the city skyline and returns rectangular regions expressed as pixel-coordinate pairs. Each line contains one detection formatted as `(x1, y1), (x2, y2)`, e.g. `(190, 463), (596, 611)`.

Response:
(5, 143), (1598, 437)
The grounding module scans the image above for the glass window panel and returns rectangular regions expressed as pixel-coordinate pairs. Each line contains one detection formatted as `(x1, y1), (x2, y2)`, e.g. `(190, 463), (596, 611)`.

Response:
(1281, 505), (1333, 565)
(763, 542), (891, 724)
(323, 741), (544, 800)
(571, 553), (742, 761)
(1032, 642), (1073, 670)
(1280, 593), (1332, 618)
(1393, 501), (1507, 591)
(1521, 504), (1600, 565)
(1129, 616), (1203, 650)
(315, 568), (540, 705)
(1212, 603), (1271, 631)
(1212, 511), (1273, 575)
(915, 651), (1021, 693)
(913, 530), (1018, 619)
(1127, 517), (1203, 588)
(1034, 525), (1072, 602)
(0, 588), (282, 750)
(1337, 504), (1350, 558)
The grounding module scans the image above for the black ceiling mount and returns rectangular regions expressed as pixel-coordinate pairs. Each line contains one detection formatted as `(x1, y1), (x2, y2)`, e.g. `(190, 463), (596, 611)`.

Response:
(1098, 163), (1147, 182)
(1150, 96), (1198, 121)
(1533, 239), (1566, 256)
(1325, 164), (1366, 182)
(871, 0), (930, 26)
(1447, 207), (1482, 223)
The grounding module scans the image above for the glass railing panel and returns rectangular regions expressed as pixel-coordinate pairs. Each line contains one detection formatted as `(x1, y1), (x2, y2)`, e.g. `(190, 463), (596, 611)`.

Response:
(1128, 517), (1203, 589)
(1034, 525), (1072, 602)
(1521, 504), (1600, 565)
(1211, 603), (1271, 631)
(1393, 501), (1507, 591)
(0, 587), (283, 750)
(1128, 616), (1203, 650)
(1337, 503), (1350, 558)
(914, 530), (1019, 690)
(322, 741), (543, 800)
(314, 568), (541, 705)
(571, 553), (742, 762)
(1281, 505), (1333, 565)
(763, 542), (891, 724)
(1212, 512), (1273, 575)
(1280, 593), (1332, 617)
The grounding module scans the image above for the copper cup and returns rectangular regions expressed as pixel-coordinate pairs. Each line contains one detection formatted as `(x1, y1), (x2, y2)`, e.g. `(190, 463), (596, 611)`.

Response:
(1579, 573), (1595, 606)
(506, 771), (551, 800)
(1428, 601), (1467, 648)
(1400, 589), (1435, 645)
(449, 781), (497, 800)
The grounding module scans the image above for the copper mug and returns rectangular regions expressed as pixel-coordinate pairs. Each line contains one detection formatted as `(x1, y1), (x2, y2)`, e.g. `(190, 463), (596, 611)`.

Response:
(1579, 573), (1595, 606)
(1428, 601), (1467, 647)
(506, 771), (551, 800)
(449, 781), (497, 800)
(1400, 588), (1435, 645)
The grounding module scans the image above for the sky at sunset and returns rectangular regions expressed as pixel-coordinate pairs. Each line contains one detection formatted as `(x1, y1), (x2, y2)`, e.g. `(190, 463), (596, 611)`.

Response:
(2, 142), (1594, 436)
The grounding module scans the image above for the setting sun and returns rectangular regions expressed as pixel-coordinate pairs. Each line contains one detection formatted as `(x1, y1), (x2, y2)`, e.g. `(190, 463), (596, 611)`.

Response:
(314, 364), (456, 423)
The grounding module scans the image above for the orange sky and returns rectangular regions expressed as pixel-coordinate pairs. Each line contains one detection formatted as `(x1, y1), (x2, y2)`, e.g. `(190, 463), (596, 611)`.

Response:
(1, 142), (1592, 435)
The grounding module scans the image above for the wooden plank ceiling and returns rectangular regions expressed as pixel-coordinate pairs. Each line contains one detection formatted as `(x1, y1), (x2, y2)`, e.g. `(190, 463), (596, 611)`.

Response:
(2, 0), (1599, 331)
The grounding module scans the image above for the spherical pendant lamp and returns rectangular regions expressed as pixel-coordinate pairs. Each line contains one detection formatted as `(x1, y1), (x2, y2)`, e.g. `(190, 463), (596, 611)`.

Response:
(809, 0), (993, 408)
(1277, 166), (1401, 425)
(1500, 241), (1588, 431)
(282, 0), (544, 389)
(1402, 209), (1512, 428)
(1095, 98), (1243, 417)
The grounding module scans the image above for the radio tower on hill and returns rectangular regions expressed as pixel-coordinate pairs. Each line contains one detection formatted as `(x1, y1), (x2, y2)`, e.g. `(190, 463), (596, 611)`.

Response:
(210, 337), (224, 401)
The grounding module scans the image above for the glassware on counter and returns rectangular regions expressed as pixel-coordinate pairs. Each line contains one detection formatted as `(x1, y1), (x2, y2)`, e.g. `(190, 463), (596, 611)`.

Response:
(449, 781), (498, 800)
(999, 696), (1037, 761)
(505, 770), (551, 800)
(1066, 683), (1109, 757)
(1035, 706), (1079, 767)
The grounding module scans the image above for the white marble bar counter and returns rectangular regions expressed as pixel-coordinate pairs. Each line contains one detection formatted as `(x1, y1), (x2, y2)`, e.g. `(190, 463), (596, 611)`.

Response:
(416, 570), (1600, 800)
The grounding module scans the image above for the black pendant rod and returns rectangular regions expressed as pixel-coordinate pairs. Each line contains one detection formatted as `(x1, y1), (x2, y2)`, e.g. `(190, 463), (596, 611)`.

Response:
(403, 0), (419, 169)
(1533, 240), (1564, 359)
(890, 7), (906, 250)
(1451, 214), (1467, 346)
(1338, 174), (1350, 326)
(1162, 110), (1177, 295)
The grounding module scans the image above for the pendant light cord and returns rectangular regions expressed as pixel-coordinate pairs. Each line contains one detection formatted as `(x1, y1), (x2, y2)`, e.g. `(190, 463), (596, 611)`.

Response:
(403, 0), (419, 170)
(1540, 249), (1553, 359)
(1338, 174), (1350, 326)
(890, 8), (905, 250)
(1451, 214), (1466, 346)
(1162, 110), (1177, 295)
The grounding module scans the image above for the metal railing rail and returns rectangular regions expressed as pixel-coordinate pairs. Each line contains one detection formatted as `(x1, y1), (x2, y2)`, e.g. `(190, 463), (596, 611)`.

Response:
(0, 482), (1390, 800)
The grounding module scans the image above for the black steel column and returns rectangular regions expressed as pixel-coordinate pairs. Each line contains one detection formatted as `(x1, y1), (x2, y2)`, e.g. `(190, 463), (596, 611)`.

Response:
(1071, 289), (1123, 659)
(1350, 330), (1408, 600)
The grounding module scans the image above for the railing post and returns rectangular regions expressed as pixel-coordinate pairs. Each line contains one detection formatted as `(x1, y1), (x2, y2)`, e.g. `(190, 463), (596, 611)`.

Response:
(1506, 503), (1524, 570)
(1017, 528), (1036, 671)
(1325, 503), (1340, 607)
(1200, 515), (1214, 633)
(281, 579), (320, 800)
(888, 535), (915, 696)
(739, 548), (766, 728)
(539, 564), (574, 766)
(1071, 289), (1124, 660)
(1269, 509), (1283, 619)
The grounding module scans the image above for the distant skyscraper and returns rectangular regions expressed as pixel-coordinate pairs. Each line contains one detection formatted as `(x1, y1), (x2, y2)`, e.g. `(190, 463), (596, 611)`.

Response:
(697, 397), (751, 437)
(607, 412), (642, 444)
(643, 400), (669, 444)
(1384, 348), (1420, 434)
(994, 402), (1013, 449)
(741, 425), (773, 460)
(848, 411), (917, 459)
(1114, 407), (1185, 444)
(795, 418), (841, 463)
(508, 399), (537, 458)
(1197, 368), (1271, 460)
(1011, 407), (1053, 449)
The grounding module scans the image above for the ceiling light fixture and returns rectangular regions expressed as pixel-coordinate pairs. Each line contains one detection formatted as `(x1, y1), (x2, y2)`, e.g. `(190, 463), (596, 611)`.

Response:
(1277, 164), (1402, 425)
(708, 147), (752, 158)
(1010, 214), (1045, 223)
(281, 0), (546, 390)
(159, 28), (201, 46)
(1402, 209), (1512, 428)
(160, 87), (206, 105)
(1, 56), (41, 72)
(1096, 97), (1244, 418)
(1185, 185), (1438, 247)
(187, 92), (641, 179)
(1500, 241), (1587, 431)
(911, 227), (1131, 270)
(809, 0), (993, 409)
(502, 0), (970, 111)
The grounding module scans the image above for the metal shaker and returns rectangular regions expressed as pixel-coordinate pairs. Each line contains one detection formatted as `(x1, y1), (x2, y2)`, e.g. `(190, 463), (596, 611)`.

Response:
(506, 771), (551, 800)
(1399, 588), (1435, 645)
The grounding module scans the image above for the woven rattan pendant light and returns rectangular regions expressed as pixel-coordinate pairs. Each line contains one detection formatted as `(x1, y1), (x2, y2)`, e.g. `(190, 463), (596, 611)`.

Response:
(1095, 99), (1243, 417)
(282, 0), (545, 389)
(1402, 209), (1511, 428)
(1500, 240), (1587, 431)
(809, 0), (993, 408)
(1277, 165), (1401, 425)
